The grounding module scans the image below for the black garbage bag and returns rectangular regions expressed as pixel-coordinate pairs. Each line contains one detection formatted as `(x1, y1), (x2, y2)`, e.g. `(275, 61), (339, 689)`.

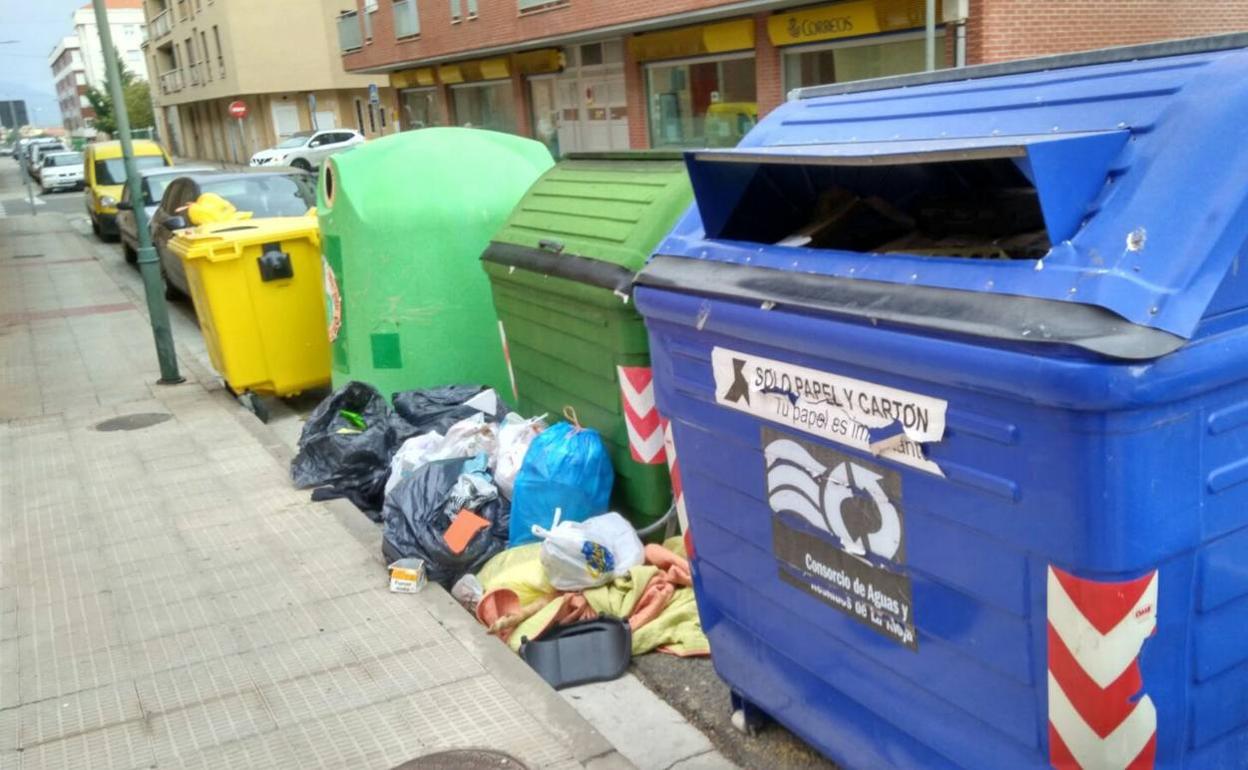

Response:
(291, 381), (397, 520)
(391, 385), (510, 438)
(381, 455), (510, 589)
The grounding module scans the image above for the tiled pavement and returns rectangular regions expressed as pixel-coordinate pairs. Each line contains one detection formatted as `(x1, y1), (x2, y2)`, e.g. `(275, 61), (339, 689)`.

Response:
(0, 214), (631, 770)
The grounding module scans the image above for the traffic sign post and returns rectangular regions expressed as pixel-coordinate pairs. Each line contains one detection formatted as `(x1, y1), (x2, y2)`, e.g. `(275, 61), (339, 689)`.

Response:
(228, 100), (249, 163)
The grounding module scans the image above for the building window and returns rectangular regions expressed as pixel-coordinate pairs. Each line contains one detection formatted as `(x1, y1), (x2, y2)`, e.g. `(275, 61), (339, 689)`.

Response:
(212, 25), (225, 77)
(646, 54), (756, 148)
(518, 0), (567, 13)
(354, 98), (365, 132)
(451, 0), (479, 21)
(367, 102), (377, 133)
(451, 82), (516, 134)
(782, 31), (944, 92)
(400, 88), (438, 129)
(200, 30), (211, 80)
(393, 0), (419, 38)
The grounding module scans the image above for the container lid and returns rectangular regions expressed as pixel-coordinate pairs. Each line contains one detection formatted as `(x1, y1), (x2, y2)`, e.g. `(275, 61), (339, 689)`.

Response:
(172, 215), (319, 261)
(483, 154), (693, 289)
(644, 38), (1248, 359)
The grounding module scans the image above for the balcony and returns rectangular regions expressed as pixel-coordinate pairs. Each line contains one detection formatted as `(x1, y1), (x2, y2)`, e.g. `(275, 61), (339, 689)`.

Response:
(338, 11), (363, 52)
(150, 9), (172, 40)
(158, 69), (183, 95)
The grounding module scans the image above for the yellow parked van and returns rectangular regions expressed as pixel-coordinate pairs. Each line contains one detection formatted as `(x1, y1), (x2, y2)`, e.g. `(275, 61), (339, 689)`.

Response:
(84, 140), (172, 240)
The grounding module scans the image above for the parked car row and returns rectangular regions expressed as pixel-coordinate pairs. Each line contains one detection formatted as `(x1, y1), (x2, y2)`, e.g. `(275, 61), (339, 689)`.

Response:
(87, 138), (318, 304)
(9, 137), (85, 192)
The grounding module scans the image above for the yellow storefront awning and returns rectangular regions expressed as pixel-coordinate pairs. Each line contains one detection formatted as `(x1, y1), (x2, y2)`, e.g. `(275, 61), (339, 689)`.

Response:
(513, 48), (563, 76)
(478, 57), (510, 80)
(768, 0), (944, 47)
(438, 64), (464, 84)
(441, 56), (510, 84)
(629, 18), (754, 63)
(391, 67), (436, 89)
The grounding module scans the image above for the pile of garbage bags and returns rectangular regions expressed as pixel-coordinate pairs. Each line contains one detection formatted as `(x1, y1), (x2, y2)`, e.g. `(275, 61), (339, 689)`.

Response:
(291, 381), (618, 589)
(290, 381), (707, 675)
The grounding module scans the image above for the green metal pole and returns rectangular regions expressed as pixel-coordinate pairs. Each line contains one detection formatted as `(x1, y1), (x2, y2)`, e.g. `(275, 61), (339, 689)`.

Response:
(91, 0), (183, 384)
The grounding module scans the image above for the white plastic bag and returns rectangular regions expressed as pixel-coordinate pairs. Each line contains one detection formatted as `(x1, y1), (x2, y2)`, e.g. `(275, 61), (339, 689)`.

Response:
(493, 413), (546, 499)
(385, 414), (500, 497)
(533, 511), (644, 591)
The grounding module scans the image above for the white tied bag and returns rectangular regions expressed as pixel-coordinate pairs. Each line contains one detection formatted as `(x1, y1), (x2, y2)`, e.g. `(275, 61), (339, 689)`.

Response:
(532, 511), (644, 591)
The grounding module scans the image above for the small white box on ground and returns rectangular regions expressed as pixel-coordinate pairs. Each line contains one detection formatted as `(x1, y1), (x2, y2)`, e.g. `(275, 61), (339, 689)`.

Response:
(388, 558), (427, 593)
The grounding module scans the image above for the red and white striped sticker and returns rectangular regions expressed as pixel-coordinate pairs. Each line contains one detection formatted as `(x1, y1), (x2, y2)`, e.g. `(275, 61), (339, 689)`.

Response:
(497, 321), (518, 404)
(1047, 565), (1158, 770)
(662, 417), (687, 534)
(618, 365), (666, 465)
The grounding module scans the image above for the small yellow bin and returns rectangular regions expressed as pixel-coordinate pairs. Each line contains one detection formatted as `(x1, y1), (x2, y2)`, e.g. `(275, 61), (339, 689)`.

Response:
(170, 216), (330, 398)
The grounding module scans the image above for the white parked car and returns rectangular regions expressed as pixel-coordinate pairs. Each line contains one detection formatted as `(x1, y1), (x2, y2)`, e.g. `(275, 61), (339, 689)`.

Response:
(249, 129), (363, 171)
(26, 139), (67, 178)
(38, 151), (85, 193)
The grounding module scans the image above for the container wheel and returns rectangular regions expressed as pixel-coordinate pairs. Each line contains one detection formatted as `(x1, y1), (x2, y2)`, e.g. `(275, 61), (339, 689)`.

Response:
(730, 691), (768, 736)
(237, 391), (270, 423)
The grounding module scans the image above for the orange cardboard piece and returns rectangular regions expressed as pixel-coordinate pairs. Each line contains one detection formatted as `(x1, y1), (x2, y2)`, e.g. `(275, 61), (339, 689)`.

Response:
(443, 509), (490, 555)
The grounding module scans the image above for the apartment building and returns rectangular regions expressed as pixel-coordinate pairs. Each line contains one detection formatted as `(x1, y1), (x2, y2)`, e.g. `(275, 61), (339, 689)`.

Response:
(49, 0), (150, 136)
(143, 0), (392, 164)
(50, 37), (91, 134)
(337, 0), (1248, 156)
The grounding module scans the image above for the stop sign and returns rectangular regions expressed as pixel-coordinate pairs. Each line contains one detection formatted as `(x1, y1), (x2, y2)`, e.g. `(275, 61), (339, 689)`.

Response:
(227, 100), (248, 119)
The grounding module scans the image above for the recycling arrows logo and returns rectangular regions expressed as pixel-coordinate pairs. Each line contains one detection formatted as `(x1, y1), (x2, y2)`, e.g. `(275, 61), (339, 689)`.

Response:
(764, 436), (903, 561)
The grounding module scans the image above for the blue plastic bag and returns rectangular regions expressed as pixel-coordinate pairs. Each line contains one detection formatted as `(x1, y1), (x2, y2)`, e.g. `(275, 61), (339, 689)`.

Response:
(508, 421), (614, 546)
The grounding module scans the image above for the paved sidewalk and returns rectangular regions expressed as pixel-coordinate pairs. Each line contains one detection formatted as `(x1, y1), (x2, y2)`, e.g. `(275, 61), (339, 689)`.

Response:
(0, 213), (631, 769)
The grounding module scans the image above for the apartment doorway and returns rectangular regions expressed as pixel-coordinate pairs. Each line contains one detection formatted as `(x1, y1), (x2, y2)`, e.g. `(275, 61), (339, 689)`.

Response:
(164, 105), (184, 156)
(531, 39), (628, 156)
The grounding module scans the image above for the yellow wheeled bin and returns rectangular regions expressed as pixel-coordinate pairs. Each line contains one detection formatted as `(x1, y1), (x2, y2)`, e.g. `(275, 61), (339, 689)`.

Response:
(170, 216), (330, 418)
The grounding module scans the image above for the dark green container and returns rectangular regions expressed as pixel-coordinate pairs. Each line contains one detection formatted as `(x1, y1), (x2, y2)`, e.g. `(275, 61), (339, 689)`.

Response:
(481, 153), (693, 528)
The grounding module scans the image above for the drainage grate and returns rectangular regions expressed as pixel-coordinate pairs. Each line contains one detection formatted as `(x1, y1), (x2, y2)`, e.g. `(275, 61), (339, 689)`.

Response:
(94, 413), (172, 432)
(391, 750), (529, 770)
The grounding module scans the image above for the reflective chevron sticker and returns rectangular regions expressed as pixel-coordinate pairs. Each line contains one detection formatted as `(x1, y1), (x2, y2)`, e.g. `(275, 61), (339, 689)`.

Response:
(1047, 566), (1159, 770)
(497, 321), (518, 404)
(662, 418), (687, 532)
(618, 366), (665, 464)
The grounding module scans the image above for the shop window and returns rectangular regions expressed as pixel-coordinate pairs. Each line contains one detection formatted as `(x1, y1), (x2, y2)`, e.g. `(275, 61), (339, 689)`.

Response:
(452, 82), (517, 134)
(581, 43), (603, 66)
(783, 33), (945, 91)
(401, 88), (439, 129)
(647, 56), (756, 149)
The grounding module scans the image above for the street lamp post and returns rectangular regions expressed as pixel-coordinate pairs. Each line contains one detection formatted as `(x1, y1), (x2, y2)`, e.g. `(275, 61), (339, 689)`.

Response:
(91, 0), (183, 384)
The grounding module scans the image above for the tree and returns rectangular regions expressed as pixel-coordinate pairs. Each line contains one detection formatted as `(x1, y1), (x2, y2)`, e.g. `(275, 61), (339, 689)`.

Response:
(85, 46), (154, 136)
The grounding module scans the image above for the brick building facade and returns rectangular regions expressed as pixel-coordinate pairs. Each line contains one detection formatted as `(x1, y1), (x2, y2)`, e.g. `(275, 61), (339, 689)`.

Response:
(338, 0), (1248, 156)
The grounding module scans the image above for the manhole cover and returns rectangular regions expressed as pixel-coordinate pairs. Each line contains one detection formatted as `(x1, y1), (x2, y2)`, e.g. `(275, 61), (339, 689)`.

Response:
(391, 750), (528, 770)
(94, 413), (172, 432)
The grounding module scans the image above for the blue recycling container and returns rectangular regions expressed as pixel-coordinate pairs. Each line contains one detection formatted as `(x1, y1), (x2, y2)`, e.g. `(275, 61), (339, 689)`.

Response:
(634, 35), (1248, 770)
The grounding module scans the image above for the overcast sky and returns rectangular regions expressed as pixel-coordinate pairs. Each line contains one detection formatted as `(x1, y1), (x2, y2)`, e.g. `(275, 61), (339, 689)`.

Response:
(0, 0), (100, 126)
